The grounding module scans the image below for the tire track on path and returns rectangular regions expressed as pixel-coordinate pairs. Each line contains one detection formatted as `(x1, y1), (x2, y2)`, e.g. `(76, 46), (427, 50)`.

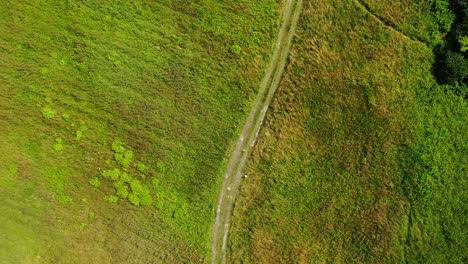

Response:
(211, 0), (302, 263)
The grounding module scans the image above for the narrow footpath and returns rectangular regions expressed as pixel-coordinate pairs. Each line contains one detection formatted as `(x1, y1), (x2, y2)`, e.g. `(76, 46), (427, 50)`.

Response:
(211, 0), (303, 263)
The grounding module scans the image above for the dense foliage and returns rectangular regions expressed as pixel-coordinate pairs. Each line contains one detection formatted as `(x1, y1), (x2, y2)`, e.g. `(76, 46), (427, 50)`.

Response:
(434, 0), (468, 94)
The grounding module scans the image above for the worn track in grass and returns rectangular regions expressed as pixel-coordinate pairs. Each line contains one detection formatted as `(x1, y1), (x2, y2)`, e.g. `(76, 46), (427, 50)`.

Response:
(355, 0), (428, 45)
(211, 0), (303, 263)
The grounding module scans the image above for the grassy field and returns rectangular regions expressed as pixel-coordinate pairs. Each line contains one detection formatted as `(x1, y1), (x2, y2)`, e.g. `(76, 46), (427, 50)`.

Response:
(0, 0), (283, 262)
(358, 0), (454, 44)
(229, 0), (466, 263)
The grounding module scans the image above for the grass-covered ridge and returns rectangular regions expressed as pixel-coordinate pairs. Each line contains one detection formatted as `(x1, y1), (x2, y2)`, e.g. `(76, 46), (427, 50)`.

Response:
(229, 0), (466, 263)
(0, 0), (282, 262)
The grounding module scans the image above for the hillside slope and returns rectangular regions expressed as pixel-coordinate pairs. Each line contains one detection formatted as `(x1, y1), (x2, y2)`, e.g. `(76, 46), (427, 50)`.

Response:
(229, 0), (467, 262)
(0, 0), (282, 262)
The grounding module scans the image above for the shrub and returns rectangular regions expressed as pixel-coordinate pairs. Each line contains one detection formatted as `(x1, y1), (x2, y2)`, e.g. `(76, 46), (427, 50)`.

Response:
(62, 113), (70, 121)
(135, 161), (148, 173)
(128, 193), (140, 206)
(89, 177), (101, 188)
(126, 179), (153, 206)
(58, 195), (72, 204)
(114, 181), (129, 198)
(88, 212), (95, 220)
(53, 143), (63, 152)
(75, 130), (84, 141)
(139, 190), (153, 206)
(79, 222), (87, 231)
(111, 140), (137, 168)
(102, 168), (120, 181)
(114, 152), (124, 163)
(79, 121), (88, 132)
(120, 150), (133, 168)
(53, 138), (63, 151)
(109, 170), (120, 181)
(124, 150), (133, 160)
(444, 50), (468, 83)
(75, 122), (88, 141)
(104, 195), (119, 204)
(432, 0), (455, 33)
(130, 179), (142, 192)
(111, 139), (125, 153)
(459, 36), (468, 52)
(114, 150), (133, 169)
(230, 44), (241, 55)
(119, 172), (132, 183)
(151, 177), (160, 187)
(41, 106), (56, 119)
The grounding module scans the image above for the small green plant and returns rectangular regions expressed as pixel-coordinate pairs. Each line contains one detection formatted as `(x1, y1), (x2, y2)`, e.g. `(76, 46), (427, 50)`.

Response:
(119, 172), (132, 183)
(135, 161), (149, 173)
(104, 195), (119, 204)
(75, 121), (88, 141)
(61, 113), (70, 121)
(172, 203), (188, 219)
(459, 35), (468, 52)
(139, 191), (153, 206)
(229, 44), (241, 55)
(75, 130), (84, 141)
(151, 177), (160, 187)
(101, 168), (120, 181)
(88, 212), (95, 221)
(114, 181), (129, 198)
(41, 106), (56, 119)
(53, 138), (64, 152)
(127, 179), (153, 206)
(156, 161), (166, 174)
(114, 150), (133, 169)
(58, 195), (72, 204)
(79, 222), (87, 230)
(128, 193), (140, 206)
(121, 150), (133, 168)
(79, 121), (88, 131)
(104, 140), (153, 206)
(112, 139), (133, 168)
(89, 177), (101, 188)
(111, 139), (125, 154)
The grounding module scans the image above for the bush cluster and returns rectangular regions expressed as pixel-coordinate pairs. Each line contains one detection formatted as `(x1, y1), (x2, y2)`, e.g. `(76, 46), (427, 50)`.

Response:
(433, 0), (468, 92)
(100, 168), (153, 206)
(111, 139), (134, 168)
(41, 106), (56, 119)
(90, 139), (156, 206)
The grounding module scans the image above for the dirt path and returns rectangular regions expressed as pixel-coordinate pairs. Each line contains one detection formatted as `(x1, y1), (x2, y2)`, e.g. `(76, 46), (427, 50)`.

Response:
(211, 0), (302, 263)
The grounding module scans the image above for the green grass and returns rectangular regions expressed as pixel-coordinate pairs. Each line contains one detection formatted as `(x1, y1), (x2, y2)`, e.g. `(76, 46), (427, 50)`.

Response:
(0, 0), (283, 262)
(360, 0), (454, 45)
(2, 0), (465, 262)
(229, 0), (466, 263)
